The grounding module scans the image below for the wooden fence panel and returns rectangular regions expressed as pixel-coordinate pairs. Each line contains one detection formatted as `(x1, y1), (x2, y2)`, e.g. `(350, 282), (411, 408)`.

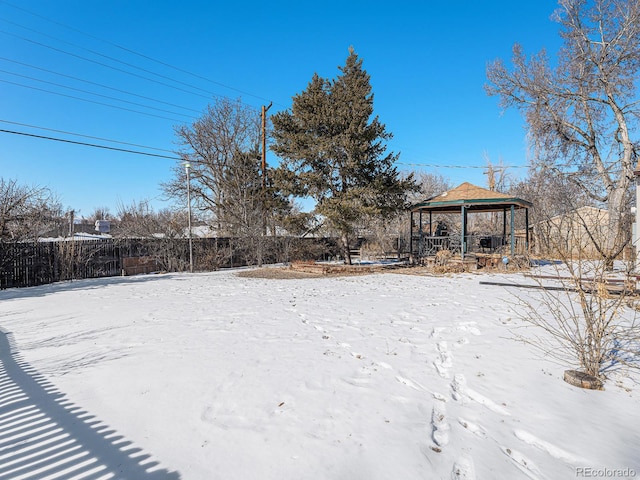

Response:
(0, 239), (121, 289)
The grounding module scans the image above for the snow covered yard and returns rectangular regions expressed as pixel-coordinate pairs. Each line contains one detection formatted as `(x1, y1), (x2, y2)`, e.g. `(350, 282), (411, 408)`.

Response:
(0, 269), (638, 479)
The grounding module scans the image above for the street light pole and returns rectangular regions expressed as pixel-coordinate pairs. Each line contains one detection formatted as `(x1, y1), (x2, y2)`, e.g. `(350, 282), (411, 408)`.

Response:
(185, 162), (194, 273)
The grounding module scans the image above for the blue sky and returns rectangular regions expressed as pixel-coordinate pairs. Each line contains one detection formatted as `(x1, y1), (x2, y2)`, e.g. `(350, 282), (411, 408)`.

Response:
(0, 0), (562, 217)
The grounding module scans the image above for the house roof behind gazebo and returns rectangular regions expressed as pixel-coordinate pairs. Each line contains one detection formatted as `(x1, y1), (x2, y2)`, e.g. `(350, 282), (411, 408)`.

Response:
(411, 182), (532, 213)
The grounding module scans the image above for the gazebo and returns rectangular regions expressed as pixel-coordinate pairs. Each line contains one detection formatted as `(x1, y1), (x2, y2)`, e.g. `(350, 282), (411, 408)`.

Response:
(409, 182), (532, 262)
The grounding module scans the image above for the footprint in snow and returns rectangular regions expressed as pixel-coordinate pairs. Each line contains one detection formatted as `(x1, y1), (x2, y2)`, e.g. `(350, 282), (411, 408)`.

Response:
(451, 455), (476, 480)
(456, 322), (481, 336)
(451, 374), (510, 416)
(458, 418), (487, 438)
(342, 376), (371, 388)
(451, 374), (467, 402)
(432, 392), (448, 402)
(501, 446), (543, 480)
(430, 327), (446, 339)
(374, 361), (392, 370)
(433, 341), (453, 378)
(431, 401), (449, 448)
(395, 375), (424, 391)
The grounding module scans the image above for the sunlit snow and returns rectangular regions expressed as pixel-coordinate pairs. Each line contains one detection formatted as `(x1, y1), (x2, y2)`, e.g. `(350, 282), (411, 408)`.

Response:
(1, 268), (638, 479)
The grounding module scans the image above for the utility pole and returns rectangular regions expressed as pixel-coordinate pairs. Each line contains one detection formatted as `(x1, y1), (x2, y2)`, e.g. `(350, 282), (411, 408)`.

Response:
(484, 163), (496, 191)
(261, 102), (273, 243)
(261, 101), (273, 190)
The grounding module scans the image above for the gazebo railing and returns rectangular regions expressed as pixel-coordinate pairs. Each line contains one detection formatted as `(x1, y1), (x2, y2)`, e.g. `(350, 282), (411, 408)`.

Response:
(413, 233), (529, 259)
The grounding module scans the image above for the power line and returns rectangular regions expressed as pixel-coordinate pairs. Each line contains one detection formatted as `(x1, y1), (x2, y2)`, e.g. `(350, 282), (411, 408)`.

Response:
(5, 119), (613, 177)
(0, 128), (181, 160)
(0, 78), (188, 123)
(0, 3), (283, 107)
(0, 29), (218, 102)
(0, 119), (176, 153)
(395, 161), (528, 169)
(0, 56), (203, 114)
(0, 122), (527, 171)
(0, 68), (197, 119)
(0, 18), (222, 99)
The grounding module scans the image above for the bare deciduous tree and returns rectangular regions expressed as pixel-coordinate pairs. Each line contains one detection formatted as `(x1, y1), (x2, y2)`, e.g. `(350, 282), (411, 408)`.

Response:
(166, 97), (262, 231)
(88, 206), (112, 222)
(166, 98), (289, 266)
(408, 172), (451, 204)
(375, 172), (452, 258)
(0, 178), (61, 242)
(116, 200), (183, 238)
(508, 170), (591, 254)
(486, 0), (640, 268)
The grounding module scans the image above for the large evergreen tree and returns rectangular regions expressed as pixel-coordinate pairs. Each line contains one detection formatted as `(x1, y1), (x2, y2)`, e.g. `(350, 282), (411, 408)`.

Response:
(271, 48), (416, 264)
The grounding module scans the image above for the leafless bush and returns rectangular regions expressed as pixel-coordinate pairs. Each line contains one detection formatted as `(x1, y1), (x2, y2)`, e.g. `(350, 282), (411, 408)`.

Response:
(513, 260), (640, 383)
(360, 237), (400, 260)
(192, 240), (228, 271)
(0, 178), (62, 242)
(115, 200), (195, 272)
(280, 238), (338, 263)
(503, 165), (640, 386)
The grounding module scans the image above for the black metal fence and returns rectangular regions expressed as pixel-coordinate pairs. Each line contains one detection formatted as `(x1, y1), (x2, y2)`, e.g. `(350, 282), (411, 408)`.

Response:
(0, 236), (340, 289)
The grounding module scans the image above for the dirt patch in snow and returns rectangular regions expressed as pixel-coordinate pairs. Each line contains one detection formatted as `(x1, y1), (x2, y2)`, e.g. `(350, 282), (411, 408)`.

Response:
(237, 264), (409, 279)
(236, 267), (325, 279)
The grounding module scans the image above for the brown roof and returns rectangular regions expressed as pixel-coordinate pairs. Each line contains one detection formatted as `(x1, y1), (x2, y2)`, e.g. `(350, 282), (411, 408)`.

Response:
(411, 182), (532, 213)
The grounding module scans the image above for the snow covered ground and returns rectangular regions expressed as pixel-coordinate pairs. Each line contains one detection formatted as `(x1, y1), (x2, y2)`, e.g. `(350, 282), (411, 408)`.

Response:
(0, 268), (638, 479)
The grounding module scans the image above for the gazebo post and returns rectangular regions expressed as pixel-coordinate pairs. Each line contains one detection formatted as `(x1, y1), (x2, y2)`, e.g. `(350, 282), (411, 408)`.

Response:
(503, 208), (507, 246)
(419, 210), (423, 260)
(510, 205), (515, 257)
(461, 206), (466, 260)
(525, 208), (530, 253)
(464, 207), (468, 254)
(409, 211), (414, 261)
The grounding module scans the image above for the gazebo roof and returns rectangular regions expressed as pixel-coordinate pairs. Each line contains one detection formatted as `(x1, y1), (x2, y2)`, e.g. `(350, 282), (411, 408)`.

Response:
(411, 182), (532, 213)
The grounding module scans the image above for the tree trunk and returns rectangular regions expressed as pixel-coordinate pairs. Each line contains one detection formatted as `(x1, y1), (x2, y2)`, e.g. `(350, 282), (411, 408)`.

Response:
(341, 233), (352, 265)
(604, 186), (629, 270)
(257, 237), (264, 268)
